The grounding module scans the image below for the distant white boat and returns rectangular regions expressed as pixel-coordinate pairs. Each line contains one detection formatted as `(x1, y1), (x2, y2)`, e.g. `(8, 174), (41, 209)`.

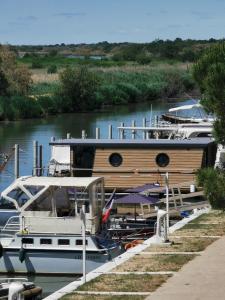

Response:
(0, 176), (121, 274)
(162, 102), (214, 124)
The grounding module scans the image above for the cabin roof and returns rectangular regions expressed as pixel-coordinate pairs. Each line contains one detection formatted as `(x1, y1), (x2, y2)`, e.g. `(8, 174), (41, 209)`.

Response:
(50, 138), (214, 148)
(11, 176), (102, 188)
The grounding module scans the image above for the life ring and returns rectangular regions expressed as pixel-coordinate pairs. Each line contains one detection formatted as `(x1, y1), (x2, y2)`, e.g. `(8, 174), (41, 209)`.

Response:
(124, 240), (143, 250)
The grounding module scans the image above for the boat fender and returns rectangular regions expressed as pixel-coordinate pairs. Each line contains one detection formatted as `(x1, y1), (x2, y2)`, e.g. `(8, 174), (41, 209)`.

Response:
(0, 243), (3, 258)
(19, 247), (26, 263)
(124, 240), (143, 251)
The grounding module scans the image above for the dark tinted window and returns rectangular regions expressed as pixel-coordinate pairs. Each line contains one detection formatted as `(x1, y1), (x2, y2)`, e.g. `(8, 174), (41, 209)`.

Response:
(109, 153), (123, 167)
(40, 238), (52, 245)
(22, 238), (34, 244)
(76, 239), (88, 245)
(156, 153), (170, 167)
(58, 239), (70, 245)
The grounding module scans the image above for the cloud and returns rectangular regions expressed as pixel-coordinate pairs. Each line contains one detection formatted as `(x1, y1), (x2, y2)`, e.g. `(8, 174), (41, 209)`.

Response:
(190, 10), (212, 20)
(54, 12), (86, 18)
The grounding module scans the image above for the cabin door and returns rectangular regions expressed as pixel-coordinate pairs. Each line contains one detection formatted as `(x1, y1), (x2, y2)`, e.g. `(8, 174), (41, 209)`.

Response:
(72, 146), (95, 177)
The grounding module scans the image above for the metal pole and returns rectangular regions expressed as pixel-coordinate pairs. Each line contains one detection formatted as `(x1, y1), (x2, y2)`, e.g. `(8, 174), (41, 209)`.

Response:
(81, 130), (86, 139)
(82, 204), (86, 283)
(142, 117), (146, 140)
(33, 141), (38, 176)
(38, 145), (43, 176)
(66, 133), (71, 139)
(96, 127), (100, 139)
(14, 144), (19, 179)
(108, 124), (112, 139)
(165, 172), (169, 235)
(132, 120), (136, 139)
(119, 122), (124, 139)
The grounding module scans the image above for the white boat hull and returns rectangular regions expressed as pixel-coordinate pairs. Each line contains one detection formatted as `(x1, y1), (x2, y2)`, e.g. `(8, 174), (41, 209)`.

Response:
(0, 248), (118, 274)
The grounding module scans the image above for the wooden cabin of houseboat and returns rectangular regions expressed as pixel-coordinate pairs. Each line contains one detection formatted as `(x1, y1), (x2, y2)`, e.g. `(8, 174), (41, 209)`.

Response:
(49, 138), (217, 191)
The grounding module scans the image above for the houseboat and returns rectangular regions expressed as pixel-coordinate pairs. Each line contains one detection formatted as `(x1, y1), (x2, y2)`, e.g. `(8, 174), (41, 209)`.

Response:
(0, 176), (120, 274)
(49, 138), (217, 190)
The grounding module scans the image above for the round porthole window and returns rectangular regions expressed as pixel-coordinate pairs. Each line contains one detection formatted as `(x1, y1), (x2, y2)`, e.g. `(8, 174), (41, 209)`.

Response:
(109, 153), (123, 167)
(156, 153), (170, 167)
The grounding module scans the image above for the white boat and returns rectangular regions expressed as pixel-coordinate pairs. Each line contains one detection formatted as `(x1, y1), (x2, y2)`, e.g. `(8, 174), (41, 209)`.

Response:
(0, 277), (42, 299)
(161, 103), (214, 124)
(0, 176), (121, 274)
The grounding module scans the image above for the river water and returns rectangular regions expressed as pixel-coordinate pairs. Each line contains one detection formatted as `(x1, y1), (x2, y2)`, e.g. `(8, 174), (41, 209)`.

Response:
(0, 98), (194, 297)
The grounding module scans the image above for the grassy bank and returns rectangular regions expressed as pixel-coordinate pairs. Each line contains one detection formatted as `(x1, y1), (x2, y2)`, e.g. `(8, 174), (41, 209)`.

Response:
(0, 63), (197, 121)
(62, 210), (225, 300)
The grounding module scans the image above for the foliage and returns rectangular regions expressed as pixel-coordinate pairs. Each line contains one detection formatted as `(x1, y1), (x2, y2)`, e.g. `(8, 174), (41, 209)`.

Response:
(31, 59), (43, 69)
(0, 45), (32, 96)
(47, 64), (57, 74)
(197, 168), (225, 210)
(58, 66), (101, 111)
(193, 42), (225, 144)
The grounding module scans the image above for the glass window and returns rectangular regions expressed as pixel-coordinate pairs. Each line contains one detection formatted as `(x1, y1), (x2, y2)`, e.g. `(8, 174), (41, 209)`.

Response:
(0, 197), (16, 209)
(7, 188), (29, 207)
(76, 239), (88, 246)
(22, 238), (34, 244)
(24, 185), (44, 196)
(58, 239), (70, 245)
(109, 153), (123, 167)
(40, 238), (52, 245)
(25, 189), (52, 211)
(156, 153), (170, 167)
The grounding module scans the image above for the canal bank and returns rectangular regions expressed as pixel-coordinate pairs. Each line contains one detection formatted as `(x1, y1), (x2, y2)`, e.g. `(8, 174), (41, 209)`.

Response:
(44, 207), (217, 300)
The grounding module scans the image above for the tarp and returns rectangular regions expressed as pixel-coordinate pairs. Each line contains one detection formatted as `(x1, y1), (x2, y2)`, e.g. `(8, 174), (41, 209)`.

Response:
(114, 193), (159, 204)
(168, 103), (202, 112)
(126, 183), (160, 193)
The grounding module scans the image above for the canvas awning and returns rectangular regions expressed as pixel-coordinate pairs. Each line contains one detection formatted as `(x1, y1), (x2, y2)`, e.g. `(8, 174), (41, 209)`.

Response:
(115, 193), (159, 204)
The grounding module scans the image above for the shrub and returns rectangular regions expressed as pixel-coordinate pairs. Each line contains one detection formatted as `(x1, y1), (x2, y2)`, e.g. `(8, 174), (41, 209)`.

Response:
(197, 168), (225, 210)
(31, 59), (43, 69)
(47, 65), (57, 74)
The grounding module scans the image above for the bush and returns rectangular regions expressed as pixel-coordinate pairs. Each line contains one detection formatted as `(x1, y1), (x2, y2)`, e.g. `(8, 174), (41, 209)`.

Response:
(31, 59), (43, 69)
(47, 65), (57, 74)
(197, 168), (225, 210)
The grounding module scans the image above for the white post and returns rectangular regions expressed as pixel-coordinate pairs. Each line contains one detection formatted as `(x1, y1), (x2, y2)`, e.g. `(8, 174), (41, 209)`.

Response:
(33, 140), (38, 176)
(142, 117), (146, 140)
(165, 172), (169, 235)
(119, 122), (124, 139)
(66, 133), (71, 139)
(132, 120), (136, 139)
(96, 127), (100, 139)
(81, 130), (86, 139)
(108, 124), (112, 139)
(14, 144), (19, 179)
(82, 204), (86, 283)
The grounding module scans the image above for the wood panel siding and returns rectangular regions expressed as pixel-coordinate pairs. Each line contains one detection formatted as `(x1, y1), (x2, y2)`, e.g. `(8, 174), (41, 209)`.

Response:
(92, 148), (203, 189)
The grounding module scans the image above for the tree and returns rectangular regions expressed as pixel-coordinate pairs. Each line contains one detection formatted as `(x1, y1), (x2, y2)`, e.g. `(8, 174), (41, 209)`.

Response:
(193, 43), (225, 144)
(58, 66), (100, 111)
(0, 45), (32, 96)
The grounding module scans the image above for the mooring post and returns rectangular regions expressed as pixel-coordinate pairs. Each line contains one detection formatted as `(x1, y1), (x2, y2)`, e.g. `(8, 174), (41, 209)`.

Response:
(33, 140), (38, 176)
(142, 117), (147, 140)
(132, 120), (136, 139)
(38, 145), (43, 176)
(14, 144), (19, 179)
(96, 127), (100, 139)
(66, 133), (71, 139)
(108, 124), (112, 139)
(81, 130), (86, 139)
(81, 204), (86, 283)
(119, 122), (124, 139)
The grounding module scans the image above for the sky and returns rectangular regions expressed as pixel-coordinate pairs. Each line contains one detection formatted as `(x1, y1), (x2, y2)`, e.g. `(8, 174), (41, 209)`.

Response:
(0, 0), (225, 45)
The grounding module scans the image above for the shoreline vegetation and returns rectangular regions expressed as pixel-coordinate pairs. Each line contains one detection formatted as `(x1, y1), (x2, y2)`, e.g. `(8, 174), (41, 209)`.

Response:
(1, 38), (221, 121)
